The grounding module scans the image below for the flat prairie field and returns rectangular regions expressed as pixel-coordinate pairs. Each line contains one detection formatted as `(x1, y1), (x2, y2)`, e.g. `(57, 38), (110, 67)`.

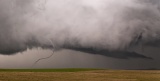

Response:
(0, 69), (160, 81)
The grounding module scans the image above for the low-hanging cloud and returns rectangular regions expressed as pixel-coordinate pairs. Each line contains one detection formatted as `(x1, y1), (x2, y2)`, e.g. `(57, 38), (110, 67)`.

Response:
(67, 47), (153, 59)
(0, 0), (160, 59)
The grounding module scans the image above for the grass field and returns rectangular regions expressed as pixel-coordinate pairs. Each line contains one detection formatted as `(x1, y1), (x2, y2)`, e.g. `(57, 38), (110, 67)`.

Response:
(0, 69), (160, 81)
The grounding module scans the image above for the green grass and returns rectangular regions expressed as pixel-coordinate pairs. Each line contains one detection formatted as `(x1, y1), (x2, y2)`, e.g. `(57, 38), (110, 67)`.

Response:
(0, 69), (160, 81)
(0, 68), (101, 72)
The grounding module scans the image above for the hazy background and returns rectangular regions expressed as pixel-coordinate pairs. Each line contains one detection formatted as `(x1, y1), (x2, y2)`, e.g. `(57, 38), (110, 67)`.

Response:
(0, 48), (159, 69)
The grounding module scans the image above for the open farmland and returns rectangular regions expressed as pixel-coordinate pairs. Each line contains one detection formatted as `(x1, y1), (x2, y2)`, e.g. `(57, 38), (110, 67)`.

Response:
(0, 69), (160, 81)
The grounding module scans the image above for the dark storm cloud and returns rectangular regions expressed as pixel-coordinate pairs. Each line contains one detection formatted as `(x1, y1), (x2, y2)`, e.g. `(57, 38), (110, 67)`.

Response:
(66, 47), (153, 59)
(0, 0), (160, 59)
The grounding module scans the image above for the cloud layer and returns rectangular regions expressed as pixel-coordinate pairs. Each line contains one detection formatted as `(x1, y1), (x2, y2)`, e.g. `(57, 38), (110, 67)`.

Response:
(0, 0), (160, 58)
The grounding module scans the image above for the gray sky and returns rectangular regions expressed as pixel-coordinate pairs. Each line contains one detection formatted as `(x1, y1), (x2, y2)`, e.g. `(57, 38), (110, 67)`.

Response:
(0, 47), (159, 69)
(0, 0), (160, 69)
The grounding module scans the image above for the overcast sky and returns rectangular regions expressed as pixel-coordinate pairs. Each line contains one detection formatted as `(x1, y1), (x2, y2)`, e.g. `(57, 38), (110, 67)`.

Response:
(0, 0), (160, 69)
